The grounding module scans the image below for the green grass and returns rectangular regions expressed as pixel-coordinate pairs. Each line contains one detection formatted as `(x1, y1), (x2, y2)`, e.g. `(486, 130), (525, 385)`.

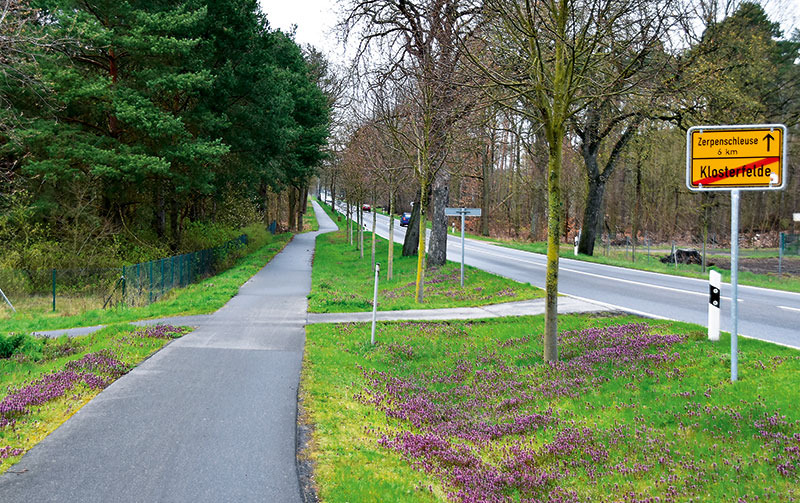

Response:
(0, 232), (294, 336)
(302, 315), (800, 502)
(304, 198), (320, 232)
(308, 229), (544, 313)
(0, 324), (188, 473)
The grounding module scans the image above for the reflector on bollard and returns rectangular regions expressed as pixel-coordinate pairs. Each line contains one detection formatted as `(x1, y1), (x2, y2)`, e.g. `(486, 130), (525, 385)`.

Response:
(708, 270), (721, 341)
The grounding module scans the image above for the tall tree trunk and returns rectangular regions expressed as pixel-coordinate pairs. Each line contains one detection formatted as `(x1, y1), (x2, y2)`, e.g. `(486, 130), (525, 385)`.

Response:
(261, 183), (270, 227)
(359, 205), (364, 258)
(578, 174), (606, 256)
(632, 158), (642, 262)
(428, 169), (449, 267)
(402, 201), (421, 256)
(330, 175), (336, 213)
(388, 188), (395, 280)
(416, 182), (427, 302)
(153, 188), (166, 239)
(347, 202), (353, 245)
(288, 187), (297, 231)
(169, 198), (180, 250)
(544, 130), (563, 363)
(481, 139), (492, 236)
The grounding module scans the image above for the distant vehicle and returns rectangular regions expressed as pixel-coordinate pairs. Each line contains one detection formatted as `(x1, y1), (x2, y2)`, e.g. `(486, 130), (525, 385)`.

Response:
(362, 204), (371, 212)
(400, 212), (411, 227)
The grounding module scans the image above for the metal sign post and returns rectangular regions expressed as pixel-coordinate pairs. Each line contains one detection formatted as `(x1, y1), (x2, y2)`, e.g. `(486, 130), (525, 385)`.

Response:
(445, 208), (482, 287)
(686, 124), (788, 383)
(371, 263), (380, 346)
(730, 189), (740, 381)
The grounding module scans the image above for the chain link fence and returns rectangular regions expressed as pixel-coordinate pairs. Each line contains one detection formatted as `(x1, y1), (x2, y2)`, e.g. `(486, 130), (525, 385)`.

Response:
(0, 235), (247, 314)
(779, 233), (799, 276)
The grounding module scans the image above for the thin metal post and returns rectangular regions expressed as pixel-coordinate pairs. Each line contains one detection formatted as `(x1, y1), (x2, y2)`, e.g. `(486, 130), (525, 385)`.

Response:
(52, 268), (56, 312)
(122, 265), (126, 303)
(460, 213), (466, 287)
(371, 263), (380, 346)
(779, 232), (784, 276)
(0, 286), (15, 313)
(160, 258), (165, 299)
(149, 260), (153, 304)
(731, 189), (740, 382)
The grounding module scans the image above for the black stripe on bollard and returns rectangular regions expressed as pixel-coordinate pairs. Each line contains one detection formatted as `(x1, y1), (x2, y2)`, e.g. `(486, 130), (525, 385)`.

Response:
(709, 285), (720, 307)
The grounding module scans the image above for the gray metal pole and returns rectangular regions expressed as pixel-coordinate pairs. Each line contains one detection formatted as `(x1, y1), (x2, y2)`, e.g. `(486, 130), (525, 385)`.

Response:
(461, 212), (466, 288)
(0, 286), (16, 313)
(731, 189), (740, 382)
(371, 263), (380, 346)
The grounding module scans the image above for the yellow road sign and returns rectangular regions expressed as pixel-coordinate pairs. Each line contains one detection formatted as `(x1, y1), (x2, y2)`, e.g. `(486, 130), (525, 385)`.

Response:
(686, 124), (787, 191)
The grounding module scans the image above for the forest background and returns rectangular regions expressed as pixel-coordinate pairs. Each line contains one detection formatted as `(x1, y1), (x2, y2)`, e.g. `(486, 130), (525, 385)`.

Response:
(0, 0), (331, 272)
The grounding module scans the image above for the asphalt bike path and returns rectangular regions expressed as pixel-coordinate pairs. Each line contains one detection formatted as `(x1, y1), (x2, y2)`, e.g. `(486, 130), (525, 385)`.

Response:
(0, 201), (338, 503)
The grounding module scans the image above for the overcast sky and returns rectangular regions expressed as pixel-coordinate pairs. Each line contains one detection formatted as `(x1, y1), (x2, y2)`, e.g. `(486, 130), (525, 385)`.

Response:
(259, 0), (343, 60)
(258, 0), (799, 64)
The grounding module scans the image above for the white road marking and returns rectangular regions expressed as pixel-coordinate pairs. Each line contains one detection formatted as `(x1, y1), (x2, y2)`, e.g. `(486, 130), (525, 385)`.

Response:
(778, 305), (800, 313)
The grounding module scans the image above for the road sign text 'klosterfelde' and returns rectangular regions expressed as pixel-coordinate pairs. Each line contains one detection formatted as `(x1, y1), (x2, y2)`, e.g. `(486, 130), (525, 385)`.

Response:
(686, 124), (786, 191)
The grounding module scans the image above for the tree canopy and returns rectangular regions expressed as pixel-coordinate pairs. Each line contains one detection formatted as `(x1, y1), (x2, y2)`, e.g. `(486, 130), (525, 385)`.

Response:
(0, 0), (330, 267)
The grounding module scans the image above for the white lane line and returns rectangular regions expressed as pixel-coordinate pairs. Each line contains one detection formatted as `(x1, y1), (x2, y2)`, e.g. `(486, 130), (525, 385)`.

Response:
(778, 305), (800, 313)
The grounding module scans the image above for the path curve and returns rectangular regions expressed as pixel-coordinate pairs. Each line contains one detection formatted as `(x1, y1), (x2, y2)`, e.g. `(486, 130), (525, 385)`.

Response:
(0, 201), (338, 503)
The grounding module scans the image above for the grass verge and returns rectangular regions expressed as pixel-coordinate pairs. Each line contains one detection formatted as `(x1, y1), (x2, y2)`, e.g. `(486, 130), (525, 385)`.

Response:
(302, 314), (799, 502)
(1, 232), (294, 336)
(0, 324), (188, 473)
(308, 229), (544, 313)
(305, 198), (320, 232)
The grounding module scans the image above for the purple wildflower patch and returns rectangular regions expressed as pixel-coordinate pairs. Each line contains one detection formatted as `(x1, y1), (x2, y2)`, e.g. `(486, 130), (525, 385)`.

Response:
(0, 446), (23, 459)
(357, 322), (799, 502)
(137, 324), (188, 339)
(0, 351), (129, 429)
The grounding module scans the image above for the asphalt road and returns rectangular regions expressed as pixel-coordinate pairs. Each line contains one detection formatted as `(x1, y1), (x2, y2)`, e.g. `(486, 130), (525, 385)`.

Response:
(331, 199), (800, 349)
(0, 201), (339, 503)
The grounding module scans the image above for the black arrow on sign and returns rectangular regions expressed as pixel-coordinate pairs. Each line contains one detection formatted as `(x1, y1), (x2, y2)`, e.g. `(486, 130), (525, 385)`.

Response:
(763, 133), (775, 151)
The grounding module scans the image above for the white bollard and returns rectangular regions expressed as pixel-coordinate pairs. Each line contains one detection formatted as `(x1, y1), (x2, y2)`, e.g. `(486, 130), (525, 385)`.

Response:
(371, 263), (380, 345)
(708, 270), (721, 341)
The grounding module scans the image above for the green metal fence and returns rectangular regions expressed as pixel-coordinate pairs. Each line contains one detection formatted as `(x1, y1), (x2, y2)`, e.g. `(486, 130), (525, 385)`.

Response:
(781, 233), (799, 255)
(779, 233), (798, 276)
(0, 234), (247, 313)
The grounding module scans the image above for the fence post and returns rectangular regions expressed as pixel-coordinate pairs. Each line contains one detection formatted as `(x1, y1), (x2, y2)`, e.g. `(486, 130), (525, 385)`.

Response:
(171, 256), (175, 289)
(371, 263), (380, 346)
(779, 232), (784, 276)
(122, 265), (127, 305)
(149, 260), (153, 304)
(161, 258), (165, 299)
(52, 268), (56, 312)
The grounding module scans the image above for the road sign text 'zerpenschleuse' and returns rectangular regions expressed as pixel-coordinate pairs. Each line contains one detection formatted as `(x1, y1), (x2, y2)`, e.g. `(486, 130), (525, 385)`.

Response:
(686, 124), (787, 191)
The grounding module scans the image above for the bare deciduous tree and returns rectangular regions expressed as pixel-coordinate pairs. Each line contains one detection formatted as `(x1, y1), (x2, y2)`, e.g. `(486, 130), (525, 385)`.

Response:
(473, 0), (679, 361)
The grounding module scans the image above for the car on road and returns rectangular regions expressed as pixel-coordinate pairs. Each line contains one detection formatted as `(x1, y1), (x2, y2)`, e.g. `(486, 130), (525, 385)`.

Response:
(400, 212), (411, 227)
(362, 204), (371, 212)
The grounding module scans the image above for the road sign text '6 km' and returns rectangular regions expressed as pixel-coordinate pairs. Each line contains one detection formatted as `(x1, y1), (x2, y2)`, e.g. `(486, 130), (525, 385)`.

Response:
(686, 124), (787, 191)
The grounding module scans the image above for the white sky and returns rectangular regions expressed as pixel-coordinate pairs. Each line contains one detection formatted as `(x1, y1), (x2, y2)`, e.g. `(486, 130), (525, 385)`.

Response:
(258, 0), (344, 61)
(260, 1), (800, 61)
